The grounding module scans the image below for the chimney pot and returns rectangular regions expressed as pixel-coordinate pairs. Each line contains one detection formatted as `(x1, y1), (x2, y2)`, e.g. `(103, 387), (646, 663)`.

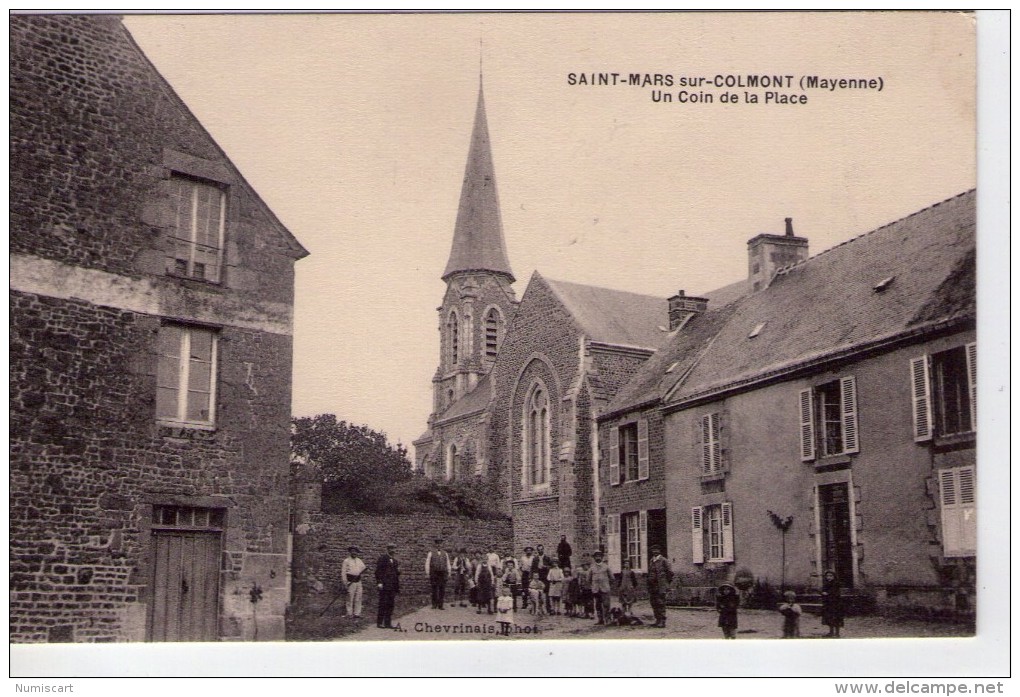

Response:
(785, 218), (794, 236)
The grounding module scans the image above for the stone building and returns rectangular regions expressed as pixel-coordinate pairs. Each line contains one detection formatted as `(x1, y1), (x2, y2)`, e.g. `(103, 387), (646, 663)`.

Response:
(600, 191), (976, 611)
(9, 15), (308, 642)
(414, 82), (670, 555)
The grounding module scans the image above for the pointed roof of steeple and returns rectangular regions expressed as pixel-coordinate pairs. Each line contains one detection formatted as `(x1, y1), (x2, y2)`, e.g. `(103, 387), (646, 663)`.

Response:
(442, 80), (515, 282)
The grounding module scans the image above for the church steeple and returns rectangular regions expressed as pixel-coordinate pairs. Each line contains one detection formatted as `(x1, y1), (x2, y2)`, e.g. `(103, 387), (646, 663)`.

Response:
(442, 80), (515, 282)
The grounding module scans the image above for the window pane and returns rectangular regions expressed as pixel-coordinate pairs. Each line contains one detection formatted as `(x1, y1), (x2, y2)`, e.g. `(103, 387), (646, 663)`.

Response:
(186, 389), (211, 422)
(189, 330), (213, 361)
(188, 360), (212, 392)
(158, 326), (182, 358)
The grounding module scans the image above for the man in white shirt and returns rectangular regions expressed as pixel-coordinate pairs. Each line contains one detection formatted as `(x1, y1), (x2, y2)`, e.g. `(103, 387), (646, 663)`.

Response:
(425, 538), (452, 610)
(340, 545), (367, 620)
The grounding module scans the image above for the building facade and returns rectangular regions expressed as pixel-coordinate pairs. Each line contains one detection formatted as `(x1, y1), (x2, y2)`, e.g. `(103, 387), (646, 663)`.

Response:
(10, 15), (307, 642)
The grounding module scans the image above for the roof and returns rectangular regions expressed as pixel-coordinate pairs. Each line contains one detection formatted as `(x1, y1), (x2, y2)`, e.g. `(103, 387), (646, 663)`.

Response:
(437, 373), (493, 423)
(606, 190), (976, 415)
(541, 275), (669, 351)
(442, 81), (515, 282)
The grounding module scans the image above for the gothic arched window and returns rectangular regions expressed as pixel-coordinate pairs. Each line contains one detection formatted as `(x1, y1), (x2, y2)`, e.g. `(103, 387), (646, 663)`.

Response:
(446, 443), (459, 481)
(484, 307), (502, 360)
(524, 384), (550, 489)
(447, 310), (460, 365)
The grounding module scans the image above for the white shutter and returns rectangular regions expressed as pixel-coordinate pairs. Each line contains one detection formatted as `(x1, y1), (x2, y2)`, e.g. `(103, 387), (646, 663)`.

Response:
(799, 389), (816, 461)
(637, 419), (649, 480)
(710, 412), (721, 471)
(701, 414), (709, 473)
(840, 376), (859, 454)
(911, 356), (933, 441)
(966, 342), (977, 431)
(691, 507), (704, 563)
(607, 515), (621, 573)
(638, 510), (648, 572)
(940, 467), (976, 557)
(720, 502), (735, 562)
(609, 427), (620, 486)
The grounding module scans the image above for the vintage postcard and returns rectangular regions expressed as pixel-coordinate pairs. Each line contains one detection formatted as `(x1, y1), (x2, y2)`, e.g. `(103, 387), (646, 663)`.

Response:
(9, 10), (1007, 680)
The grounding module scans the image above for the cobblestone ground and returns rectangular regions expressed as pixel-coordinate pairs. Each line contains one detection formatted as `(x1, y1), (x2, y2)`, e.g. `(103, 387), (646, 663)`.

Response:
(339, 599), (972, 641)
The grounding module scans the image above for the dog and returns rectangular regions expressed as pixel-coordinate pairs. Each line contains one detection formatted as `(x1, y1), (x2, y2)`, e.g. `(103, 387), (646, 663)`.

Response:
(609, 607), (644, 626)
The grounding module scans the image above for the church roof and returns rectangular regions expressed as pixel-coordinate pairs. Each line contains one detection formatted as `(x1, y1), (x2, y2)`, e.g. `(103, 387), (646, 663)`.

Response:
(605, 190), (976, 416)
(442, 81), (515, 282)
(437, 373), (493, 423)
(541, 275), (670, 351)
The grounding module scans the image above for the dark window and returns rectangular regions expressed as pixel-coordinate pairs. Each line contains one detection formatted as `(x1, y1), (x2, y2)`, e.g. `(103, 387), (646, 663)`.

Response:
(816, 381), (843, 456)
(620, 423), (639, 481)
(932, 347), (973, 436)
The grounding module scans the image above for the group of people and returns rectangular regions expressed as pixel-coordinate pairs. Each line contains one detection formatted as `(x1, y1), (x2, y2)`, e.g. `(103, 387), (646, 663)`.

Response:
(338, 539), (846, 637)
(716, 569), (845, 639)
(420, 536), (676, 629)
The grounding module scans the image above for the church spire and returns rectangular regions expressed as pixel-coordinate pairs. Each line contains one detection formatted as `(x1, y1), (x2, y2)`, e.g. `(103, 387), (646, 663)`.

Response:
(442, 80), (515, 282)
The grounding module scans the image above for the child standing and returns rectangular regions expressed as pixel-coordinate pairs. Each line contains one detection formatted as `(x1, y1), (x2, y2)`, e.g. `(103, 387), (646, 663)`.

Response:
(547, 561), (565, 615)
(821, 570), (845, 638)
(502, 559), (522, 611)
(496, 586), (515, 636)
(528, 575), (546, 616)
(563, 568), (578, 617)
(617, 560), (638, 615)
(577, 559), (594, 619)
(716, 583), (739, 639)
(778, 590), (802, 638)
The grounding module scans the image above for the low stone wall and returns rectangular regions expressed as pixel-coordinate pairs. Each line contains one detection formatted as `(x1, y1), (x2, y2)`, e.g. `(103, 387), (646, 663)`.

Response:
(290, 511), (513, 617)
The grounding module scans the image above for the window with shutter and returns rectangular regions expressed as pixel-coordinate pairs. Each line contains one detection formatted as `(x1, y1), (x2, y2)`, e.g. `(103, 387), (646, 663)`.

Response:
(840, 376), (859, 453)
(691, 507), (704, 563)
(638, 510), (648, 571)
(911, 356), (933, 441)
(927, 346), (976, 437)
(607, 514), (622, 573)
(701, 412), (722, 473)
(609, 426), (620, 486)
(799, 388), (815, 460)
(637, 419), (649, 480)
(965, 342), (977, 430)
(940, 466), (976, 557)
(720, 502), (735, 562)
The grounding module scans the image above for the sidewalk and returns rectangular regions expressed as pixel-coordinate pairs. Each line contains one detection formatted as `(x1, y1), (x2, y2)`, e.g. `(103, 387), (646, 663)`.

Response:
(339, 599), (971, 641)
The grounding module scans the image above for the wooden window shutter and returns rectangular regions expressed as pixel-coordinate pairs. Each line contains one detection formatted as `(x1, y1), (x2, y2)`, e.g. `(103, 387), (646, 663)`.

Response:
(609, 426), (620, 486)
(701, 414), (713, 473)
(799, 389), (816, 461)
(710, 412), (722, 471)
(911, 356), (933, 441)
(638, 510), (648, 572)
(607, 514), (621, 573)
(691, 506), (704, 563)
(966, 342), (977, 430)
(840, 376), (859, 454)
(721, 502), (735, 562)
(958, 466), (976, 554)
(637, 418), (649, 480)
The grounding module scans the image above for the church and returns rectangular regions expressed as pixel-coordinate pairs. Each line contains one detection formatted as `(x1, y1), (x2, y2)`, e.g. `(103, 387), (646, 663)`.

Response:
(414, 81), (701, 555)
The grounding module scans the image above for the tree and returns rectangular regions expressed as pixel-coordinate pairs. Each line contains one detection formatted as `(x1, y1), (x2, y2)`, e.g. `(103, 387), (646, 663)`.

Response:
(291, 414), (413, 513)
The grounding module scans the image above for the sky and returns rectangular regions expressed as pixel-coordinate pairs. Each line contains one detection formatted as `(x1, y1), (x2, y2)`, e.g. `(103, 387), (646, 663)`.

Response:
(122, 12), (976, 455)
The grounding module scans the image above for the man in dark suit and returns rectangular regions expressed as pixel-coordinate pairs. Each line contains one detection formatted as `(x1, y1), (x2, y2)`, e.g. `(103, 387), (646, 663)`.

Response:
(557, 535), (573, 570)
(647, 545), (673, 628)
(375, 543), (400, 628)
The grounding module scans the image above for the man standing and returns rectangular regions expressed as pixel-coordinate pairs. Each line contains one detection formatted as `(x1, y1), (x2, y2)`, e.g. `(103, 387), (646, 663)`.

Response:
(647, 545), (673, 628)
(519, 546), (535, 610)
(589, 551), (613, 625)
(557, 535), (573, 570)
(425, 538), (451, 610)
(534, 544), (553, 613)
(375, 543), (400, 628)
(340, 545), (366, 620)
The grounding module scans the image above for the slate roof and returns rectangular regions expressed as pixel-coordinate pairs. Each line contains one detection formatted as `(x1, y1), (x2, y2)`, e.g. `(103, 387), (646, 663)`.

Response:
(606, 190), (976, 415)
(542, 275), (670, 351)
(443, 81), (514, 282)
(436, 373), (493, 423)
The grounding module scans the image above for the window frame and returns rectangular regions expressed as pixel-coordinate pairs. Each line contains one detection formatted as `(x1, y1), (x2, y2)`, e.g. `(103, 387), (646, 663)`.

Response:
(156, 324), (219, 429)
(912, 343), (976, 442)
(609, 417), (649, 485)
(799, 376), (859, 461)
(166, 175), (227, 284)
(692, 502), (734, 563)
(523, 382), (551, 493)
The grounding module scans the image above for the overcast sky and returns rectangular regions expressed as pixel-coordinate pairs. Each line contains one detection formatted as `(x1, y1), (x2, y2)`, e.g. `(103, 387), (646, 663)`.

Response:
(123, 12), (976, 454)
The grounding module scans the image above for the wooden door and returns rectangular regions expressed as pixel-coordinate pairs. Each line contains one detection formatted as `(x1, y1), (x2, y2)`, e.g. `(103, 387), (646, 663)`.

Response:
(150, 530), (221, 641)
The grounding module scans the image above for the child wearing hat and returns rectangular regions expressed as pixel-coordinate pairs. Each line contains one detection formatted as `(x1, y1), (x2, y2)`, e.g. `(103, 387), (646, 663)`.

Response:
(778, 590), (802, 638)
(716, 583), (739, 639)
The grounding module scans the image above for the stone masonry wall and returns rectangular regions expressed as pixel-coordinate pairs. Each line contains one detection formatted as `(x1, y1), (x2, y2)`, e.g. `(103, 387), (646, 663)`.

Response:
(9, 15), (303, 642)
(291, 511), (513, 613)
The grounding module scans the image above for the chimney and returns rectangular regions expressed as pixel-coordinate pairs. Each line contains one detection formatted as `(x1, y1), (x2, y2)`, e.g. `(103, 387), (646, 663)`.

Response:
(747, 218), (809, 292)
(668, 290), (709, 330)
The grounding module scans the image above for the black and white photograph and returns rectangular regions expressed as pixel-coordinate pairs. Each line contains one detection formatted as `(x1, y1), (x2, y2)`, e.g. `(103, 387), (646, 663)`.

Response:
(8, 10), (1008, 681)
